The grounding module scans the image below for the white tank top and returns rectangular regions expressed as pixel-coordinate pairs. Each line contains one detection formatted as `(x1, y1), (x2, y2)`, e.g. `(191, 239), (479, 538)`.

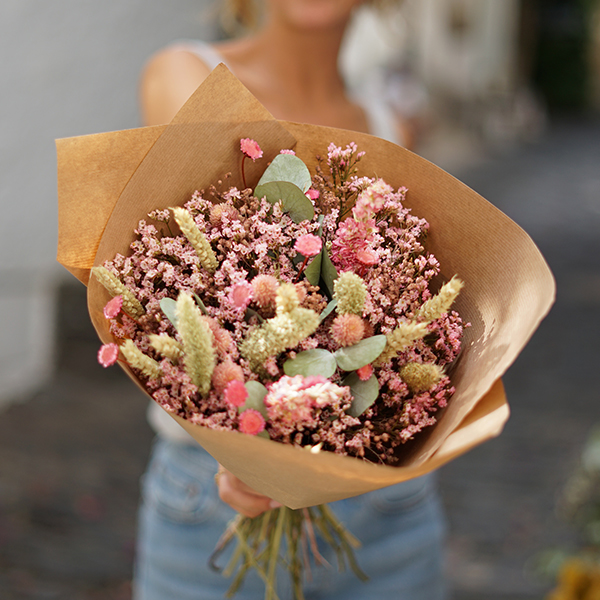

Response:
(149, 40), (403, 443)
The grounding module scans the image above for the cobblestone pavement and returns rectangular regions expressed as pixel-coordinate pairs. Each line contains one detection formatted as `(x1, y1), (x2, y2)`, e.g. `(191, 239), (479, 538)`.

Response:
(0, 117), (598, 599)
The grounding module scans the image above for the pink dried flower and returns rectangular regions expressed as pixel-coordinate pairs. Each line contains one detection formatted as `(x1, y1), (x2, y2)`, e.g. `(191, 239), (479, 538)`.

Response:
(228, 281), (253, 310)
(305, 189), (319, 201)
(239, 409), (265, 435)
(103, 295), (123, 319)
(98, 343), (119, 367)
(209, 203), (239, 228)
(280, 149), (295, 155)
(240, 138), (263, 161)
(356, 248), (379, 266)
(330, 314), (365, 347)
(356, 364), (373, 381)
(294, 234), (322, 257)
(251, 274), (279, 308)
(224, 379), (248, 407)
(212, 360), (245, 394)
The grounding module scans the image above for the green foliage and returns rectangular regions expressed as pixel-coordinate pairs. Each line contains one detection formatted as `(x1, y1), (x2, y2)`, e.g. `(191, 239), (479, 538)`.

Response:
(283, 349), (337, 378)
(334, 335), (387, 372)
(343, 372), (380, 417)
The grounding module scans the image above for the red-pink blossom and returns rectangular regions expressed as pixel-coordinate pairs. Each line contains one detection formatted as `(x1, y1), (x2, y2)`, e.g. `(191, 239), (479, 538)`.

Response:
(356, 248), (379, 266)
(98, 343), (119, 367)
(103, 296), (123, 319)
(280, 149), (295, 155)
(224, 380), (248, 407)
(356, 364), (373, 381)
(228, 281), (253, 310)
(294, 234), (322, 257)
(239, 409), (265, 435)
(240, 138), (263, 161)
(305, 189), (319, 201)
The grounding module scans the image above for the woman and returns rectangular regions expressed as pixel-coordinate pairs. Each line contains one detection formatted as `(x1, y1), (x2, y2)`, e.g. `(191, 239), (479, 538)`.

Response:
(134, 2), (445, 598)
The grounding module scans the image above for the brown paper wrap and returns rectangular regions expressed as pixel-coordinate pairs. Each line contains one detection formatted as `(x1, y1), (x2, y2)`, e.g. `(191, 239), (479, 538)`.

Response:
(56, 65), (555, 509)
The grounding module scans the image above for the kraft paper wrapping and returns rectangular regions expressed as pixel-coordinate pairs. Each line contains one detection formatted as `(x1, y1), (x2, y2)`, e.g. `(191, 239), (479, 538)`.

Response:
(56, 65), (555, 509)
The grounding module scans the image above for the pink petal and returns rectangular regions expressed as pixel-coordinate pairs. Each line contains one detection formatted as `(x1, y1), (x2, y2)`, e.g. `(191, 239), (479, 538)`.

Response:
(224, 380), (248, 407)
(98, 343), (119, 368)
(239, 409), (265, 435)
(103, 295), (123, 319)
(240, 138), (263, 161)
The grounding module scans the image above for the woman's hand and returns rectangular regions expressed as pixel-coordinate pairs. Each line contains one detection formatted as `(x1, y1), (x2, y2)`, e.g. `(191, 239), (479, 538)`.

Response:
(216, 465), (282, 518)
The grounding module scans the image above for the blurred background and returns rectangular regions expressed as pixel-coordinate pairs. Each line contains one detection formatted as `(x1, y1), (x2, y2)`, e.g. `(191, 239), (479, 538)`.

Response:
(1, 0), (599, 598)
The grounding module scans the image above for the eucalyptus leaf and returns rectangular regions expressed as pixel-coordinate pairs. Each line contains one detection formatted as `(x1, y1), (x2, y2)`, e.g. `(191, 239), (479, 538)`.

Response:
(159, 297), (178, 329)
(319, 298), (338, 323)
(256, 153), (312, 192)
(193, 293), (209, 315)
(343, 372), (380, 417)
(242, 381), (268, 418)
(254, 181), (315, 223)
(334, 334), (387, 371)
(283, 349), (337, 378)
(304, 252), (322, 286)
(321, 249), (338, 297)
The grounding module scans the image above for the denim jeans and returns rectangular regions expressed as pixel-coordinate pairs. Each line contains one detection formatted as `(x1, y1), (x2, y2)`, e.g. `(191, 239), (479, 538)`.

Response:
(133, 438), (447, 600)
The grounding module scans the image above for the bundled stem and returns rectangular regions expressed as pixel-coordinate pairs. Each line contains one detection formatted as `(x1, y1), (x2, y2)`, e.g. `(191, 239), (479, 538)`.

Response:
(212, 505), (367, 600)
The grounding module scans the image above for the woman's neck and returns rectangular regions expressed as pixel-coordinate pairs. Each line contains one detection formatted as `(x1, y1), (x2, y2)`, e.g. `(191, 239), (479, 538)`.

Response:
(216, 17), (357, 125)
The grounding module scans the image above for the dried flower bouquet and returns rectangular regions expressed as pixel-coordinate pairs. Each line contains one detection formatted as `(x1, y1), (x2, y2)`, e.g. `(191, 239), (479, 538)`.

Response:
(56, 65), (555, 600)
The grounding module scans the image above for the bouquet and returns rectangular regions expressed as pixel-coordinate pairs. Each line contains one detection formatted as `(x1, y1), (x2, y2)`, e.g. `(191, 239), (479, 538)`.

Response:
(56, 65), (555, 599)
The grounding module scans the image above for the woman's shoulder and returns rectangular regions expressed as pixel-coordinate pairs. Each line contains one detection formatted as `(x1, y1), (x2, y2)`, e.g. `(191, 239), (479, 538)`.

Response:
(140, 42), (215, 126)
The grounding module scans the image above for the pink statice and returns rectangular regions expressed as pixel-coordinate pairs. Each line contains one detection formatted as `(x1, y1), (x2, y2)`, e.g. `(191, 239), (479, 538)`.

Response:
(352, 179), (392, 221)
(280, 149), (295, 155)
(240, 138), (263, 161)
(98, 343), (119, 367)
(103, 295), (123, 319)
(239, 409), (265, 435)
(294, 234), (322, 257)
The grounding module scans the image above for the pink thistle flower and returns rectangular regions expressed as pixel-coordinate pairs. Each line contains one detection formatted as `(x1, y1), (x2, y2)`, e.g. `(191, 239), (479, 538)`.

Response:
(228, 281), (253, 310)
(294, 234), (322, 257)
(251, 274), (279, 308)
(305, 189), (319, 201)
(330, 313), (365, 347)
(240, 138), (263, 161)
(280, 149), (296, 155)
(212, 361), (245, 394)
(356, 248), (379, 266)
(239, 409), (265, 435)
(224, 379), (248, 407)
(356, 364), (373, 381)
(103, 296), (123, 319)
(98, 343), (119, 368)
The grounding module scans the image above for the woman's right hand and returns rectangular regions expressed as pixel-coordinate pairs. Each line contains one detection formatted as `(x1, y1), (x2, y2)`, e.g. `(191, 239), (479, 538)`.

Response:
(216, 465), (282, 518)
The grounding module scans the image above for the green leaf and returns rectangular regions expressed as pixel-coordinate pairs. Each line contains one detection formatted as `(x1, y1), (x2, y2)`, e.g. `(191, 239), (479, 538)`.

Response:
(319, 298), (338, 323)
(321, 249), (338, 297)
(254, 181), (315, 223)
(242, 381), (268, 418)
(334, 335), (387, 372)
(193, 293), (209, 315)
(159, 297), (178, 328)
(256, 153), (312, 192)
(283, 349), (337, 378)
(304, 252), (322, 286)
(343, 372), (379, 417)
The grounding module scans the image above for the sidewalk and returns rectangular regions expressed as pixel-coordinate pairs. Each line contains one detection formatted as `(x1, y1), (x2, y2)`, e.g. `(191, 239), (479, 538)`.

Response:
(0, 116), (599, 599)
